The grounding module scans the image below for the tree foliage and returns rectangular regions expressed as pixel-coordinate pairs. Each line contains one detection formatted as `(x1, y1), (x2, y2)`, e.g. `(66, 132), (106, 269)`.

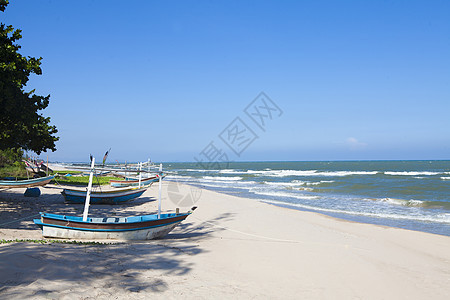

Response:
(0, 0), (58, 155)
(0, 148), (26, 177)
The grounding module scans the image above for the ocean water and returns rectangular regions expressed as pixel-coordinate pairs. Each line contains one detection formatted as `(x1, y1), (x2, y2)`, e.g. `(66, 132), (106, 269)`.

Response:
(164, 161), (450, 236)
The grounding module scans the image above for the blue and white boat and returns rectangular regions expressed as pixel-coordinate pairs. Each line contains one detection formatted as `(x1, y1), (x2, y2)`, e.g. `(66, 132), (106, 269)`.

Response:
(34, 207), (196, 240)
(0, 175), (54, 189)
(34, 158), (196, 240)
(109, 175), (158, 188)
(61, 186), (148, 204)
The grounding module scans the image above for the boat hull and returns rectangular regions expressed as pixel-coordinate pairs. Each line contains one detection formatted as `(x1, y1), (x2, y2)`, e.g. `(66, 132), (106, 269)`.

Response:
(61, 187), (147, 204)
(34, 212), (192, 240)
(38, 220), (183, 240)
(0, 175), (54, 188)
(110, 176), (156, 188)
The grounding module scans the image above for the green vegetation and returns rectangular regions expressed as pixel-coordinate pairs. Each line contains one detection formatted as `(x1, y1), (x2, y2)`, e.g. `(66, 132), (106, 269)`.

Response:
(52, 170), (83, 175)
(0, 238), (109, 245)
(1, 1), (58, 154)
(0, 163), (27, 178)
(52, 174), (123, 186)
(0, 148), (27, 177)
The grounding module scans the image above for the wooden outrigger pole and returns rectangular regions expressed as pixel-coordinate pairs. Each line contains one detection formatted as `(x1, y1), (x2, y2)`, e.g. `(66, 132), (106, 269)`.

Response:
(158, 163), (162, 219)
(138, 162), (142, 188)
(82, 157), (95, 221)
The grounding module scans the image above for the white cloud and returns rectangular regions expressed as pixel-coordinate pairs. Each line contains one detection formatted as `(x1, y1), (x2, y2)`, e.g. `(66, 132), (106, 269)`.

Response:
(346, 137), (367, 150)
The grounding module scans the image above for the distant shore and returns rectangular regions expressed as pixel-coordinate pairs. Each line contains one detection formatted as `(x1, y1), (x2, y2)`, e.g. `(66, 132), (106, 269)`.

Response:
(0, 179), (449, 299)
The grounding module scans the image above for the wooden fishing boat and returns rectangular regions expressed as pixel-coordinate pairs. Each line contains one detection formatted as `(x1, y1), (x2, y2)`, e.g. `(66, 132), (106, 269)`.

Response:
(109, 175), (158, 188)
(62, 186), (148, 204)
(0, 175), (54, 189)
(34, 158), (195, 240)
(33, 207), (196, 240)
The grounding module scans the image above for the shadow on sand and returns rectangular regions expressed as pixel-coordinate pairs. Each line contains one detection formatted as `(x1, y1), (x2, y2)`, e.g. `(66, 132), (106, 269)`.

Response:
(0, 204), (234, 298)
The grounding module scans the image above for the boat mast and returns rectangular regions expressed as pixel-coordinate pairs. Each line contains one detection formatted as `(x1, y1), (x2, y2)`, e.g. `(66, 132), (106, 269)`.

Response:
(82, 157), (95, 221)
(138, 162), (142, 188)
(158, 163), (162, 218)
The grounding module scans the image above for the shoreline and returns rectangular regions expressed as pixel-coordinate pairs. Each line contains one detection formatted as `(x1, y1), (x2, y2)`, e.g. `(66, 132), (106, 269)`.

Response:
(162, 160), (450, 237)
(174, 179), (450, 237)
(1, 180), (449, 299)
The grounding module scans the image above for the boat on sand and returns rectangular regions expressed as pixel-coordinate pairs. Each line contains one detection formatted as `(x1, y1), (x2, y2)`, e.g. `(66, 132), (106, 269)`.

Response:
(109, 175), (158, 188)
(34, 207), (196, 240)
(61, 186), (148, 204)
(34, 158), (195, 240)
(0, 175), (54, 189)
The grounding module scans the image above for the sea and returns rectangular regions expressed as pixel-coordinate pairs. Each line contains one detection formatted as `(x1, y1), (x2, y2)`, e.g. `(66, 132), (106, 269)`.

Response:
(163, 161), (450, 237)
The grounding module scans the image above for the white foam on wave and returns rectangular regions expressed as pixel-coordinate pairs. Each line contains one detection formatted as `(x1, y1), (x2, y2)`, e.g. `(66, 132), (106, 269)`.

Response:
(441, 177), (450, 180)
(182, 169), (215, 172)
(385, 171), (440, 176)
(263, 180), (335, 189)
(264, 181), (306, 187)
(378, 198), (425, 207)
(260, 200), (450, 224)
(298, 187), (314, 191)
(203, 176), (243, 181)
(194, 168), (381, 177)
(166, 175), (194, 180)
(219, 169), (243, 174)
(250, 189), (319, 200)
(317, 171), (378, 176)
(305, 180), (335, 185)
(194, 180), (257, 189)
(244, 170), (378, 177)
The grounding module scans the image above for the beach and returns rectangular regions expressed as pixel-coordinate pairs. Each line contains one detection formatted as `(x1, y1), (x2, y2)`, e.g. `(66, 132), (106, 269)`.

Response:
(1, 180), (449, 299)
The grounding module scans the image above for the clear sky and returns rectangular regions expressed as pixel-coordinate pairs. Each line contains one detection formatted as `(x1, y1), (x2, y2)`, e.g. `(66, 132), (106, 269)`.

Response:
(3, 0), (450, 162)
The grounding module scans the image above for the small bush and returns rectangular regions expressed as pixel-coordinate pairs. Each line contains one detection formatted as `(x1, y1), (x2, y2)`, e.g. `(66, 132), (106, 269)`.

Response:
(0, 148), (24, 167)
(0, 148), (27, 178)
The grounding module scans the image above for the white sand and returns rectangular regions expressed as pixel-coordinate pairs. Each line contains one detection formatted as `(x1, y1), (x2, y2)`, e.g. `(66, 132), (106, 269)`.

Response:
(0, 179), (449, 299)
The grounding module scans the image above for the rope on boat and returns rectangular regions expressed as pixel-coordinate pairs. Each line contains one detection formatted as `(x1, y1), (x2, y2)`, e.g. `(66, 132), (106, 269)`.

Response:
(51, 176), (64, 188)
(192, 216), (304, 243)
(0, 182), (65, 228)
(0, 213), (40, 227)
(192, 215), (369, 251)
(50, 176), (103, 192)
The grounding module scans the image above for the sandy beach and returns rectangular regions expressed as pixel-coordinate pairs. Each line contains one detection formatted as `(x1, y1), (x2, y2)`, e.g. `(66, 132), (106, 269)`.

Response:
(1, 177), (449, 299)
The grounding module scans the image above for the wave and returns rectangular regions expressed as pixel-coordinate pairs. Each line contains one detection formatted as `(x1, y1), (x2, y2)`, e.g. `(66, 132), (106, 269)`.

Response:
(263, 181), (307, 187)
(165, 175), (194, 180)
(441, 177), (450, 180)
(361, 197), (450, 210)
(203, 176), (243, 181)
(377, 198), (425, 207)
(182, 169), (221, 173)
(243, 170), (378, 177)
(193, 180), (257, 189)
(305, 180), (335, 185)
(217, 169), (447, 177)
(250, 188), (319, 200)
(385, 171), (440, 176)
(263, 180), (335, 189)
(260, 199), (450, 224)
(218, 169), (242, 174)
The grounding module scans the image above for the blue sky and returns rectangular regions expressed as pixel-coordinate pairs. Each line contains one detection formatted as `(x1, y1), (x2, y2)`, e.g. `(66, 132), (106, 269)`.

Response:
(3, 0), (450, 162)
